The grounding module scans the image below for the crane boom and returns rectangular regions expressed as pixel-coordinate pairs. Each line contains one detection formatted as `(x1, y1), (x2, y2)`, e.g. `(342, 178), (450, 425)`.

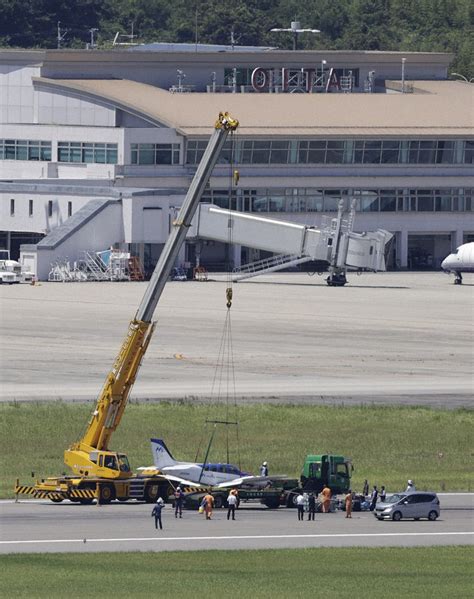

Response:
(64, 112), (239, 478)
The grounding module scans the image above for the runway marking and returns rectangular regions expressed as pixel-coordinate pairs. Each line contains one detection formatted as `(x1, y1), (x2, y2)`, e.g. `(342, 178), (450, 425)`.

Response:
(1, 531), (473, 545)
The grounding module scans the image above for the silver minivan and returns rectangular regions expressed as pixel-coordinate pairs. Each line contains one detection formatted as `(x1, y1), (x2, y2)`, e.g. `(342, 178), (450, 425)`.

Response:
(374, 492), (440, 521)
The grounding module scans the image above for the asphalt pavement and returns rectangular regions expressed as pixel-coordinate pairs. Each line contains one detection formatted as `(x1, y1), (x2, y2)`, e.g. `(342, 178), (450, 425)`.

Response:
(0, 272), (473, 406)
(1, 494), (472, 554)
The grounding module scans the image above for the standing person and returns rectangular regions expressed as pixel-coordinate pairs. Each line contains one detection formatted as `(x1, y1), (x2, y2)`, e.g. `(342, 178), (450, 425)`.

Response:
(380, 486), (386, 502)
(307, 492), (317, 521)
(363, 479), (369, 497)
(405, 480), (416, 493)
(151, 497), (164, 530)
(227, 491), (238, 521)
(260, 461), (269, 476)
(321, 485), (331, 513)
(230, 487), (240, 508)
(174, 486), (184, 518)
(345, 490), (353, 518)
(370, 485), (378, 511)
(296, 493), (305, 521)
(203, 492), (214, 520)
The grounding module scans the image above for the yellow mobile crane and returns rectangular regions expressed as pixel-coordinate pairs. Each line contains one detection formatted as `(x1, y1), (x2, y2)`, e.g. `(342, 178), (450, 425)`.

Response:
(15, 113), (239, 504)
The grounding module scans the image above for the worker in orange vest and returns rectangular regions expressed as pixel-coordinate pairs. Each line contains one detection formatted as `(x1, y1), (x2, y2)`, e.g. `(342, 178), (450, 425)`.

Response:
(345, 490), (353, 518)
(203, 493), (214, 520)
(321, 485), (331, 513)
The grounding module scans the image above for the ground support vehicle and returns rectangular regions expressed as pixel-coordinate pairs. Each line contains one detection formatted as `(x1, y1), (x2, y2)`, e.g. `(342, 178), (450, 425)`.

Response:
(285, 453), (353, 505)
(374, 492), (440, 521)
(14, 113), (239, 504)
(0, 267), (17, 284)
(0, 249), (32, 283)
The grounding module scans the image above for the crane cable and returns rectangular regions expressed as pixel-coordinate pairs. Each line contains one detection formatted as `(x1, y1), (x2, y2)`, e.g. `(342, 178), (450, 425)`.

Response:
(194, 130), (241, 469)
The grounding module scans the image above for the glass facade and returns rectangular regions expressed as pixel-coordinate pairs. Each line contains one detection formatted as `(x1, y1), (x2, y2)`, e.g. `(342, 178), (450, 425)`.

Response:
(131, 143), (180, 165)
(58, 142), (117, 164)
(201, 188), (473, 213)
(0, 139), (51, 161)
(186, 139), (473, 165)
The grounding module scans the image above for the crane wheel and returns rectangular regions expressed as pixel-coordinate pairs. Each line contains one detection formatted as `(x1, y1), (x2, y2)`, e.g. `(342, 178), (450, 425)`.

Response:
(213, 495), (224, 509)
(49, 496), (64, 503)
(144, 483), (160, 503)
(98, 484), (115, 504)
(79, 498), (94, 505)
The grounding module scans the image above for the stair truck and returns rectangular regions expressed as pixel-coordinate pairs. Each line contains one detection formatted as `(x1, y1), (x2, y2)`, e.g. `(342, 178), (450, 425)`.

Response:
(14, 112), (239, 504)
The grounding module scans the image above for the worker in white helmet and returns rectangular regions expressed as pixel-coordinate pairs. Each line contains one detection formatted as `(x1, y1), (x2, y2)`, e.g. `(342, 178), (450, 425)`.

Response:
(260, 461), (269, 476)
(405, 480), (416, 493)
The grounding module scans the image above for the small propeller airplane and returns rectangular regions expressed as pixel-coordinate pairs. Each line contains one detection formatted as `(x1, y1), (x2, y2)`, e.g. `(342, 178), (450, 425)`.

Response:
(138, 438), (258, 488)
(441, 242), (474, 284)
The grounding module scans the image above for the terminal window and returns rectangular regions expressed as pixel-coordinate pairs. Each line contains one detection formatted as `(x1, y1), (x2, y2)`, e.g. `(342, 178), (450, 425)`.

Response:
(202, 187), (473, 213)
(0, 140), (51, 161)
(131, 143), (180, 165)
(57, 142), (118, 164)
(186, 138), (471, 165)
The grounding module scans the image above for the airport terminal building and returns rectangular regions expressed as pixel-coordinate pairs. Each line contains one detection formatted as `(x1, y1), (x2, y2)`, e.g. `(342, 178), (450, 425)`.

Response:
(0, 44), (473, 278)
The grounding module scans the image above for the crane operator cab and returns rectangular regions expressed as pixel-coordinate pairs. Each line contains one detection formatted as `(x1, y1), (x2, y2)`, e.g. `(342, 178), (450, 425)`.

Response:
(90, 451), (131, 478)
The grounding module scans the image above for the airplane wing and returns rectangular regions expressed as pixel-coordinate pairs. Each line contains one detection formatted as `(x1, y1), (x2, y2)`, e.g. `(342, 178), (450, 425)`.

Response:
(216, 475), (290, 489)
(136, 467), (208, 489)
(161, 474), (209, 488)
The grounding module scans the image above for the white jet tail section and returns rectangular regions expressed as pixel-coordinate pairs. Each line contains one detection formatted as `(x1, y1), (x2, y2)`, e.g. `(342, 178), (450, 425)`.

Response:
(151, 438), (178, 468)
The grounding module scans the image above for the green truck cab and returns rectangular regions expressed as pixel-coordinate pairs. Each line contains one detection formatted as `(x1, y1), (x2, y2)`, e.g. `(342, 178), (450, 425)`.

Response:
(300, 454), (352, 495)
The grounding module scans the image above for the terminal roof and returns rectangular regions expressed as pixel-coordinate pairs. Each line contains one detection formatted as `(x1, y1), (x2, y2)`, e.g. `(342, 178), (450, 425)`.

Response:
(33, 77), (474, 137)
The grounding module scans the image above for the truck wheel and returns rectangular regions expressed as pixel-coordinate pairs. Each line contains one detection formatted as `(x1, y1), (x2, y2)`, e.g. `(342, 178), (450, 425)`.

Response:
(214, 495), (223, 509)
(79, 498), (94, 505)
(144, 483), (160, 503)
(49, 496), (64, 503)
(264, 498), (280, 509)
(98, 484), (115, 504)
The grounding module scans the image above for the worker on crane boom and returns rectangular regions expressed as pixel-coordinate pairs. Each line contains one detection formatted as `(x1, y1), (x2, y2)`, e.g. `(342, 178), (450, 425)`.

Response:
(14, 113), (238, 504)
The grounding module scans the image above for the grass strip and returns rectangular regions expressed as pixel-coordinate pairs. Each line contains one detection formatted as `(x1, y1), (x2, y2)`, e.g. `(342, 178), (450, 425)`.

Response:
(1, 402), (473, 498)
(1, 546), (473, 598)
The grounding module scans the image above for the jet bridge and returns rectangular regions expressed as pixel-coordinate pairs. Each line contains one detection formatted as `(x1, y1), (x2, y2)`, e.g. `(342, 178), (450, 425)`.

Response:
(189, 201), (393, 286)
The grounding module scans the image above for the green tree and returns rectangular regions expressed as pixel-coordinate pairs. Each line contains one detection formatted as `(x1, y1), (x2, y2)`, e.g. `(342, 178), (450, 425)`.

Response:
(343, 0), (394, 50)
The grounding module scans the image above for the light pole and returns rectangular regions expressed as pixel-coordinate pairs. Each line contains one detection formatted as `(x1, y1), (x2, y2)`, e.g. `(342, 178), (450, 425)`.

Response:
(270, 21), (320, 51)
(321, 59), (327, 87)
(401, 57), (406, 93)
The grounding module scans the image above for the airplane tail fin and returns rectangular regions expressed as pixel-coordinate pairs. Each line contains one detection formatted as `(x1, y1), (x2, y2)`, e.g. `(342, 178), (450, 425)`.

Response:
(150, 438), (177, 468)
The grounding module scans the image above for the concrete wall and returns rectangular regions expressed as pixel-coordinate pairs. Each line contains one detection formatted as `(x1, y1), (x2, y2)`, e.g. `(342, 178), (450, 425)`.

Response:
(0, 64), (40, 122)
(121, 194), (184, 244)
(0, 190), (100, 234)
